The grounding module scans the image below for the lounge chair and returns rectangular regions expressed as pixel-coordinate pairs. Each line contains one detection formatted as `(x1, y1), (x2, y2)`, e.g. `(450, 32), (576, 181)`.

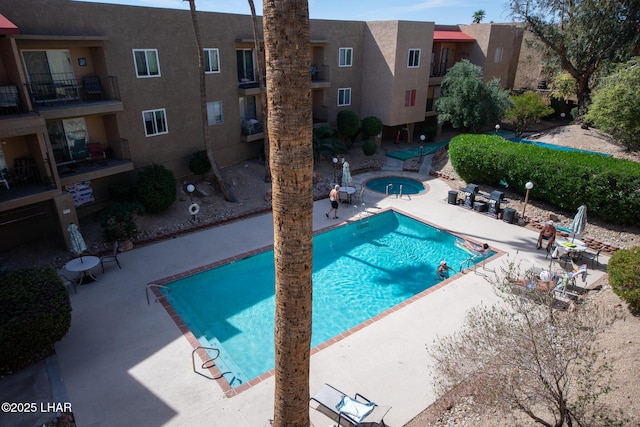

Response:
(310, 383), (391, 426)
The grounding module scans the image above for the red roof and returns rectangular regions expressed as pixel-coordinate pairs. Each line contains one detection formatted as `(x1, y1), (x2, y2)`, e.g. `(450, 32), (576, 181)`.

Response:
(433, 30), (474, 42)
(0, 13), (19, 35)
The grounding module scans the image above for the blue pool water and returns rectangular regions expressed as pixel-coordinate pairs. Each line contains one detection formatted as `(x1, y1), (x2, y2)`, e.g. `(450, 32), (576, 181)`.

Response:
(508, 137), (612, 157)
(162, 210), (492, 387)
(365, 176), (427, 195)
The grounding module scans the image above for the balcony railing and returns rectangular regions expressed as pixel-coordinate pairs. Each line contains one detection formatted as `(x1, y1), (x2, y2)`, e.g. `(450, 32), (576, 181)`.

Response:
(25, 76), (120, 110)
(0, 85), (26, 116)
(0, 158), (56, 203)
(241, 118), (264, 136)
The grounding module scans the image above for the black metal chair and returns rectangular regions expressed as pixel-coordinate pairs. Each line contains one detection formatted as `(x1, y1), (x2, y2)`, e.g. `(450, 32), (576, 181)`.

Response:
(83, 76), (103, 100)
(100, 241), (121, 273)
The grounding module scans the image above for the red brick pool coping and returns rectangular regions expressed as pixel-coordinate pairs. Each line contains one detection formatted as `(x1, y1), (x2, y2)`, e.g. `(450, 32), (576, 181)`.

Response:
(150, 207), (505, 397)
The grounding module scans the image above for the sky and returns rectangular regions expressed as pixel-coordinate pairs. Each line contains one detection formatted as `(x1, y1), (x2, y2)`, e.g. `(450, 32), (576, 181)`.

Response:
(75, 0), (516, 25)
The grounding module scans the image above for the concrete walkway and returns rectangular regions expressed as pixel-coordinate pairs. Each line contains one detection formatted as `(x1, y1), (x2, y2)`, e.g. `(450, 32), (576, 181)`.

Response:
(2, 170), (607, 427)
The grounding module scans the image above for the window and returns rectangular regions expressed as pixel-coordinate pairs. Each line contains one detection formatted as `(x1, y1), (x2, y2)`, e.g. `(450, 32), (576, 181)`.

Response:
(133, 49), (160, 78)
(494, 47), (504, 64)
(204, 48), (220, 73)
(338, 88), (351, 106)
(207, 101), (223, 125)
(142, 109), (168, 136)
(404, 89), (416, 107)
(339, 48), (353, 67)
(237, 49), (255, 82)
(408, 49), (421, 68)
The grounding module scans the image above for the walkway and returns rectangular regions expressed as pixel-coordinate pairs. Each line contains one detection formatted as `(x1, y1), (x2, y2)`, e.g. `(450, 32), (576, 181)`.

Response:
(7, 171), (609, 426)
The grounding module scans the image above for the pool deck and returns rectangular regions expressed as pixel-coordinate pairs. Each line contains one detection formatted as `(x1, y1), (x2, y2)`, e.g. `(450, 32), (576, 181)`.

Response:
(29, 172), (610, 426)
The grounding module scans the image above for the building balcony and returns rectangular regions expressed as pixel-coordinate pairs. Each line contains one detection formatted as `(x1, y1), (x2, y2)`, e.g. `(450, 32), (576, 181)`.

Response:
(240, 118), (264, 142)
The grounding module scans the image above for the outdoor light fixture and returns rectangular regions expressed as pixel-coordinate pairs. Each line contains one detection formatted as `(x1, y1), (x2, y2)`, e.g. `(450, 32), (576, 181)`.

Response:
(419, 134), (425, 160)
(332, 157), (338, 184)
(495, 124), (501, 134)
(522, 181), (534, 219)
(186, 184), (195, 201)
(186, 183), (199, 221)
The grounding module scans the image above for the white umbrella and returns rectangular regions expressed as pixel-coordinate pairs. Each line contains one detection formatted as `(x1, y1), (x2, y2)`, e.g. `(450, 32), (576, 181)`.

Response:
(570, 204), (587, 242)
(342, 160), (352, 186)
(67, 222), (87, 260)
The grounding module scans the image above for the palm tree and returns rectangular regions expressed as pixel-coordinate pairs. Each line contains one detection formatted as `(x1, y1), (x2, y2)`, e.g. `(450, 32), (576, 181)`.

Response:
(247, 0), (271, 183)
(185, 0), (236, 202)
(263, 0), (313, 425)
(472, 9), (486, 24)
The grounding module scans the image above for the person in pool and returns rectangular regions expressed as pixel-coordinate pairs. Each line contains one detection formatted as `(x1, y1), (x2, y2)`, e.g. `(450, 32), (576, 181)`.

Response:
(437, 260), (454, 279)
(463, 239), (489, 253)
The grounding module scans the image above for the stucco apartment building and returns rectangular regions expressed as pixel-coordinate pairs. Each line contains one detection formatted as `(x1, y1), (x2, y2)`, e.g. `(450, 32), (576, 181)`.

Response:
(0, 0), (537, 251)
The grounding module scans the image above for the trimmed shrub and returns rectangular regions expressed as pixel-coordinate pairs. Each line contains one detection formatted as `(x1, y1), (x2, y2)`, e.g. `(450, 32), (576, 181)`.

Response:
(0, 268), (72, 375)
(135, 164), (177, 214)
(608, 247), (640, 312)
(189, 150), (212, 176)
(363, 140), (377, 156)
(337, 110), (360, 141)
(100, 201), (143, 242)
(362, 116), (383, 139)
(448, 134), (640, 225)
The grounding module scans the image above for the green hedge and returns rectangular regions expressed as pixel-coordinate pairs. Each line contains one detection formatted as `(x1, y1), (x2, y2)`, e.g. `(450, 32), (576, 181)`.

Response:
(0, 268), (72, 375)
(448, 134), (640, 225)
(608, 247), (640, 312)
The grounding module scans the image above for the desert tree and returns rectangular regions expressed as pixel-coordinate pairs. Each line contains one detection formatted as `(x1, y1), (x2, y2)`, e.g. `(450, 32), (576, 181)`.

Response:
(436, 60), (512, 133)
(508, 0), (640, 120)
(263, 0), (314, 425)
(472, 9), (486, 24)
(427, 260), (627, 426)
(585, 58), (640, 151)
(185, 0), (236, 202)
(504, 92), (554, 136)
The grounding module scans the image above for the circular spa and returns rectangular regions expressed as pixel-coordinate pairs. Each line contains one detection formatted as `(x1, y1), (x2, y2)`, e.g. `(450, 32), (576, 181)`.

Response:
(365, 176), (427, 195)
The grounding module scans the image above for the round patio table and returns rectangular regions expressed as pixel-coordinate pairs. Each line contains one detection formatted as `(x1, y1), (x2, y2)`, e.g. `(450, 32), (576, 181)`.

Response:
(65, 256), (100, 285)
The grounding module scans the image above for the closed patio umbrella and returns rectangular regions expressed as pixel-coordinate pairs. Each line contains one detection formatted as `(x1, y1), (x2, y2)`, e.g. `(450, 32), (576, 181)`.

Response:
(67, 222), (87, 260)
(570, 204), (587, 242)
(342, 160), (352, 186)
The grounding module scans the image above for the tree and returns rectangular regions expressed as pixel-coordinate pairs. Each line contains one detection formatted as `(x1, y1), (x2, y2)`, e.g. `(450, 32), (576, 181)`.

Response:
(508, 0), (640, 120)
(472, 9), (485, 24)
(585, 59), (640, 150)
(263, 1), (313, 426)
(504, 92), (554, 136)
(186, 0), (236, 202)
(436, 60), (512, 133)
(428, 261), (627, 426)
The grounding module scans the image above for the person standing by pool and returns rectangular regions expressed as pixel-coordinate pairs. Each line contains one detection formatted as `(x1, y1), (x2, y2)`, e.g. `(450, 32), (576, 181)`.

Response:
(437, 260), (453, 279)
(326, 184), (340, 219)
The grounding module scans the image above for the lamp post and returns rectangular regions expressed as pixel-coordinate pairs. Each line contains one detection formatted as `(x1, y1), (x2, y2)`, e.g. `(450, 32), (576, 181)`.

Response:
(522, 181), (533, 219)
(495, 124), (500, 135)
(419, 134), (425, 160)
(187, 183), (197, 221)
(332, 157), (338, 184)
(186, 183), (195, 203)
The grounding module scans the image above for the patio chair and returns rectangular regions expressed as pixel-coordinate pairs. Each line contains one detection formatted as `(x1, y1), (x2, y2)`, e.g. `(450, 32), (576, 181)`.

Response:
(310, 383), (391, 426)
(83, 76), (103, 100)
(580, 247), (602, 268)
(88, 142), (106, 164)
(100, 241), (121, 273)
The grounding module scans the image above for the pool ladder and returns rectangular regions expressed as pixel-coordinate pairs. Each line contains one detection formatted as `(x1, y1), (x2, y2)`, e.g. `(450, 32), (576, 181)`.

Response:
(191, 346), (242, 387)
(146, 283), (171, 305)
(385, 183), (411, 200)
(353, 202), (369, 228)
(459, 254), (494, 276)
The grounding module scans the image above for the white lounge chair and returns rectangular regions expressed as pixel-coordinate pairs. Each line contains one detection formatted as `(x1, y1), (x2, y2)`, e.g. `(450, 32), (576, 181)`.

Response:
(310, 383), (391, 426)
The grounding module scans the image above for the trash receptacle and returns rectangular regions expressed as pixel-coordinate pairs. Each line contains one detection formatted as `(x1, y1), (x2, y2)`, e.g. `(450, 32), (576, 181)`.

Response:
(503, 207), (516, 224)
(447, 190), (458, 205)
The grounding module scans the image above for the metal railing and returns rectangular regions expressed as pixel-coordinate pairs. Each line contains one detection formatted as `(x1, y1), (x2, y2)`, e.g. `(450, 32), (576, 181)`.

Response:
(25, 76), (120, 110)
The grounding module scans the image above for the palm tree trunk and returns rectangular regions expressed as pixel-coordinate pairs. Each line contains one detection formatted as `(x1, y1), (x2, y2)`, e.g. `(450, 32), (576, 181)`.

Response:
(263, 1), (313, 426)
(247, 0), (272, 183)
(186, 0), (236, 202)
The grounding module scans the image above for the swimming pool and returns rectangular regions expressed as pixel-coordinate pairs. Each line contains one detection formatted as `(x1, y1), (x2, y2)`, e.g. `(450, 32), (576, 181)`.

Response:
(508, 137), (612, 157)
(161, 210), (493, 387)
(365, 176), (427, 195)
